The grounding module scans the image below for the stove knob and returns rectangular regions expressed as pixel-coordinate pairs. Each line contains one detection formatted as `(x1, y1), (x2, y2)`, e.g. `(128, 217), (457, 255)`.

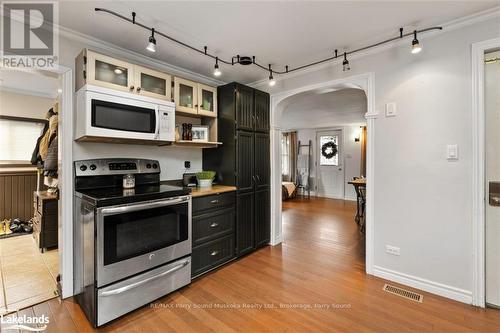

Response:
(79, 165), (87, 172)
(152, 163), (158, 169)
(146, 163), (152, 169)
(89, 164), (97, 171)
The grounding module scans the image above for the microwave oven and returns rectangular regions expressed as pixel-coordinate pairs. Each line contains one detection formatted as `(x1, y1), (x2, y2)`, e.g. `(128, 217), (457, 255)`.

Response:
(75, 85), (175, 143)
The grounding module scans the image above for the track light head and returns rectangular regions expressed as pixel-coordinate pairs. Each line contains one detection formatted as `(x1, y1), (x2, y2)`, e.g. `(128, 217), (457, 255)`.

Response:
(146, 28), (156, 52)
(213, 57), (221, 77)
(411, 30), (421, 54)
(342, 52), (350, 71)
(268, 64), (276, 86)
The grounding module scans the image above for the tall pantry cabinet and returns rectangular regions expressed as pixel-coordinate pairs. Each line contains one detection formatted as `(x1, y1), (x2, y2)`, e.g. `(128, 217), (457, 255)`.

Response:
(203, 83), (271, 256)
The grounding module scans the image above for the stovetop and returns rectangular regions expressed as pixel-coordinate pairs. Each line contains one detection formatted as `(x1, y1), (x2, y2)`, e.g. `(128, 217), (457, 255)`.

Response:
(75, 184), (190, 207)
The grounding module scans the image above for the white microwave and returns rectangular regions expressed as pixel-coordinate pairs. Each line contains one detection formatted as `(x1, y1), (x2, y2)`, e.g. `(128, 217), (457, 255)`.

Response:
(75, 85), (175, 143)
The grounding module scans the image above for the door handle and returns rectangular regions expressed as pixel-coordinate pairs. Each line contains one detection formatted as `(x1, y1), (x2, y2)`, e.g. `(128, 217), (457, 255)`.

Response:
(210, 199), (219, 204)
(210, 222), (219, 228)
(210, 250), (219, 256)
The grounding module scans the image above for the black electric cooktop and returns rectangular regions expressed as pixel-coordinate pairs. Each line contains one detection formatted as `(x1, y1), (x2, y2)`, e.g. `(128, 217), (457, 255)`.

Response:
(75, 184), (190, 207)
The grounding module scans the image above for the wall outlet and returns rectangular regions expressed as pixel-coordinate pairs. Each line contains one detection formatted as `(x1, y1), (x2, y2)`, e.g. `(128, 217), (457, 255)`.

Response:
(385, 245), (400, 256)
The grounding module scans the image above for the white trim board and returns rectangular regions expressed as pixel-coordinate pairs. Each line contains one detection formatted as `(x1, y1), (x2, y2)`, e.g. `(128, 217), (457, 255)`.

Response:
(269, 72), (377, 275)
(374, 266), (472, 304)
(471, 37), (500, 308)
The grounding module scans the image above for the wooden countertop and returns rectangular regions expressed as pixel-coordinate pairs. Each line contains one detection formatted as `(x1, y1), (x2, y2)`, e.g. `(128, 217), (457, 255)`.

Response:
(189, 185), (237, 197)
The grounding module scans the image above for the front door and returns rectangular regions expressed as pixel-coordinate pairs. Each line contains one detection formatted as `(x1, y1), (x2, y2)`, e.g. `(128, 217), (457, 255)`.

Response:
(316, 129), (344, 199)
(485, 50), (500, 307)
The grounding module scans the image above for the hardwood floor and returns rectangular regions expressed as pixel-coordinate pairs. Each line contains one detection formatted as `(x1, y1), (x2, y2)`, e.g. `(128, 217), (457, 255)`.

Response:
(4, 197), (500, 332)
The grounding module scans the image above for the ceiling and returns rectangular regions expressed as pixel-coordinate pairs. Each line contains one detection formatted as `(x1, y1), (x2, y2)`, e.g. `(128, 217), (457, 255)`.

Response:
(0, 69), (59, 98)
(57, 1), (499, 84)
(278, 88), (367, 130)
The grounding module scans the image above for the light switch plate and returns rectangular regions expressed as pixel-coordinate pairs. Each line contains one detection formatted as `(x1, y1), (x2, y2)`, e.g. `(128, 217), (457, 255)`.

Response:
(385, 102), (397, 117)
(447, 144), (458, 160)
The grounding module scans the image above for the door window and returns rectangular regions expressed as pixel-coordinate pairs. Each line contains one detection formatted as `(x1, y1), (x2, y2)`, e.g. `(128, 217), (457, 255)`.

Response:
(320, 135), (339, 166)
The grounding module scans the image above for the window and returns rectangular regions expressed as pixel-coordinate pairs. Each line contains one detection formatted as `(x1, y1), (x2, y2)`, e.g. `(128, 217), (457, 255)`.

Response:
(0, 117), (45, 162)
(320, 135), (339, 166)
(281, 134), (290, 176)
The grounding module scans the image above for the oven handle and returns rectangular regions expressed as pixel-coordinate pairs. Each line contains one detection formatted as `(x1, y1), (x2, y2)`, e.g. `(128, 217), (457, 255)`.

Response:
(100, 258), (190, 297)
(100, 196), (189, 215)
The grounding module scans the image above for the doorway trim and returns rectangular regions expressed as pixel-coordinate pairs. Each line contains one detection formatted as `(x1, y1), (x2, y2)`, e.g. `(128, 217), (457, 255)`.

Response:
(472, 37), (500, 308)
(269, 72), (377, 274)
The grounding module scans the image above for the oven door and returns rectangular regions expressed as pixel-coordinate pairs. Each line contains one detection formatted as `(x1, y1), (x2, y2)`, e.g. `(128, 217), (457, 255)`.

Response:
(85, 91), (159, 141)
(96, 196), (191, 287)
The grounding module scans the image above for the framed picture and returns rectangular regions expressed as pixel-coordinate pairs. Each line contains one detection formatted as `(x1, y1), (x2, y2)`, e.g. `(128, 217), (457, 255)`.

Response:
(191, 125), (209, 142)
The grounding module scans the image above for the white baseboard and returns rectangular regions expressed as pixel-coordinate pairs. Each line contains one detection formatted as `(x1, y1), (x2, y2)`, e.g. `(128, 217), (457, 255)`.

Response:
(344, 195), (357, 201)
(373, 265), (472, 304)
(271, 235), (283, 246)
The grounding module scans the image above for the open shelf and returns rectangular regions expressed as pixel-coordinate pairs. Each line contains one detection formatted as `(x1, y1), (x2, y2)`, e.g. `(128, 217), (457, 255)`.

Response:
(173, 140), (222, 148)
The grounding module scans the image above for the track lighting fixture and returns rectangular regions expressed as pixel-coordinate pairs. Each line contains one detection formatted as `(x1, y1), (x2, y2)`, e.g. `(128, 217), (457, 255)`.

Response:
(146, 28), (156, 53)
(96, 8), (444, 80)
(213, 57), (221, 77)
(268, 65), (276, 86)
(411, 30), (421, 54)
(343, 52), (350, 72)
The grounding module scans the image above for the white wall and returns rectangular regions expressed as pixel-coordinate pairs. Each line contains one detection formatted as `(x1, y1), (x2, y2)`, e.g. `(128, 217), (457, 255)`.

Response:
(295, 126), (363, 200)
(260, 17), (500, 300)
(0, 90), (55, 119)
(56, 34), (213, 180)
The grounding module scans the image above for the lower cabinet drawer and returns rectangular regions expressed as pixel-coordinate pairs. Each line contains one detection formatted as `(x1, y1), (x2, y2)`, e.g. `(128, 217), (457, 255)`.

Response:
(193, 207), (235, 246)
(192, 235), (235, 277)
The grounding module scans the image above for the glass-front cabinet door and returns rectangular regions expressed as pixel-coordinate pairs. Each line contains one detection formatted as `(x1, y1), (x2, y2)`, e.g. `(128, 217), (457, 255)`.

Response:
(87, 51), (134, 92)
(197, 84), (217, 117)
(174, 77), (198, 115)
(134, 65), (172, 101)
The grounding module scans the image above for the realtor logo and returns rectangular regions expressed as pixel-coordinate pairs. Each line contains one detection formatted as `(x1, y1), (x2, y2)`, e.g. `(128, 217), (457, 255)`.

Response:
(1, 1), (58, 68)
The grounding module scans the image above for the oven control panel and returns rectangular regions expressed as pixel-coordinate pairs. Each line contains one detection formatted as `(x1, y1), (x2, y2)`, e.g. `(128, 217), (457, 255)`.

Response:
(75, 158), (160, 176)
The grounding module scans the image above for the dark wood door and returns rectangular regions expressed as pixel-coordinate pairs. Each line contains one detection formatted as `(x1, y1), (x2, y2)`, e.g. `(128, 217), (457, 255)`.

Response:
(236, 84), (254, 131)
(254, 189), (270, 248)
(254, 132), (270, 191)
(254, 90), (270, 132)
(236, 191), (255, 255)
(236, 131), (254, 192)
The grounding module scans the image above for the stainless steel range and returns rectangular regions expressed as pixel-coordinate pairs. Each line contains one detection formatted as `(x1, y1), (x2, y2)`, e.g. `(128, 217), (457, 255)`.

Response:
(73, 158), (191, 327)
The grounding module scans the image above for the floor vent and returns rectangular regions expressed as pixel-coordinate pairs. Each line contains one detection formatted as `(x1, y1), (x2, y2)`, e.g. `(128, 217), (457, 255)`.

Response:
(383, 284), (423, 303)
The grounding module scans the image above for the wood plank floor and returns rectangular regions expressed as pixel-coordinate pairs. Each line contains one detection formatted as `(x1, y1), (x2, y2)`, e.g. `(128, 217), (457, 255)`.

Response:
(4, 197), (500, 332)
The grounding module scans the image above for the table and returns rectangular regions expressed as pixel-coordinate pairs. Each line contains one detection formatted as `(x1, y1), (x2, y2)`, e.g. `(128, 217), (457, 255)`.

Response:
(348, 178), (366, 232)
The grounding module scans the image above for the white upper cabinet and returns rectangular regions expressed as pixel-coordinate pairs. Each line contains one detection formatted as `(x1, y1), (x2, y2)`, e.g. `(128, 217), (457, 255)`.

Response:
(174, 77), (217, 117)
(134, 65), (172, 101)
(197, 84), (217, 118)
(85, 51), (135, 92)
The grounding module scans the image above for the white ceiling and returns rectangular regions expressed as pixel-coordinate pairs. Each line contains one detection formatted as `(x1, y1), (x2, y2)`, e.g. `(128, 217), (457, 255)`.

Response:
(0, 69), (60, 98)
(278, 88), (367, 130)
(58, 1), (499, 84)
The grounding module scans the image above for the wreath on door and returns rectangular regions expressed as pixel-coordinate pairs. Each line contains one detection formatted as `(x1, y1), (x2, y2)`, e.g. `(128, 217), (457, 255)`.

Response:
(321, 141), (338, 159)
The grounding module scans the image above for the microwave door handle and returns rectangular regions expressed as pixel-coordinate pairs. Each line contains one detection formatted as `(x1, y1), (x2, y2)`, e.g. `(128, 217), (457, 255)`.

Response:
(100, 196), (189, 215)
(154, 108), (160, 138)
(100, 259), (190, 297)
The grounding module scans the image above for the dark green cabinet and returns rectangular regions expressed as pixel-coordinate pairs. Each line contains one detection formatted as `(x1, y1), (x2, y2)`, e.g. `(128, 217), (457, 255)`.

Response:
(203, 82), (270, 257)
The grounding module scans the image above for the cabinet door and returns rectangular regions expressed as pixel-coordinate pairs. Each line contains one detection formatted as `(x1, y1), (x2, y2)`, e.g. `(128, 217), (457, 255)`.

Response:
(86, 51), (134, 92)
(254, 90), (270, 132)
(134, 65), (172, 101)
(236, 191), (255, 256)
(254, 189), (270, 248)
(174, 77), (198, 115)
(236, 131), (254, 192)
(197, 84), (217, 118)
(254, 132), (270, 190)
(236, 85), (254, 131)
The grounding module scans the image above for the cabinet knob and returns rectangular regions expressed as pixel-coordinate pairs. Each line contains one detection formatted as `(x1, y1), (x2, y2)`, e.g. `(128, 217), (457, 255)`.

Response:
(210, 199), (219, 204)
(136, 87), (141, 92)
(210, 222), (219, 228)
(210, 250), (219, 256)
(129, 85), (135, 91)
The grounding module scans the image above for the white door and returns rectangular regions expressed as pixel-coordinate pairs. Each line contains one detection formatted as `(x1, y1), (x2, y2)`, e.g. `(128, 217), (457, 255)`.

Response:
(486, 50), (500, 307)
(316, 130), (344, 199)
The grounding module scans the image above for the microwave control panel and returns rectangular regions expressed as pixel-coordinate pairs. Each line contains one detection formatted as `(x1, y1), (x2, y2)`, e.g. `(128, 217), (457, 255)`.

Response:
(157, 106), (175, 142)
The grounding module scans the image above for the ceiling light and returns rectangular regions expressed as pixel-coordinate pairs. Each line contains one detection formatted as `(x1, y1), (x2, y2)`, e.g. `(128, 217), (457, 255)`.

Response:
(114, 68), (123, 74)
(411, 30), (421, 54)
(146, 28), (156, 53)
(213, 57), (221, 77)
(268, 64), (276, 86)
(343, 52), (350, 71)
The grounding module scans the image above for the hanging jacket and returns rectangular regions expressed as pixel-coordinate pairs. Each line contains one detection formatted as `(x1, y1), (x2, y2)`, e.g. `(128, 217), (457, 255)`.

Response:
(31, 108), (56, 165)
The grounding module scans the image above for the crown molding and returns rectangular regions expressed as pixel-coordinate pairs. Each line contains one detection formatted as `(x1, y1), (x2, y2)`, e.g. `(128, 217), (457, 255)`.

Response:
(0, 86), (57, 99)
(248, 6), (500, 88)
(56, 24), (226, 87)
